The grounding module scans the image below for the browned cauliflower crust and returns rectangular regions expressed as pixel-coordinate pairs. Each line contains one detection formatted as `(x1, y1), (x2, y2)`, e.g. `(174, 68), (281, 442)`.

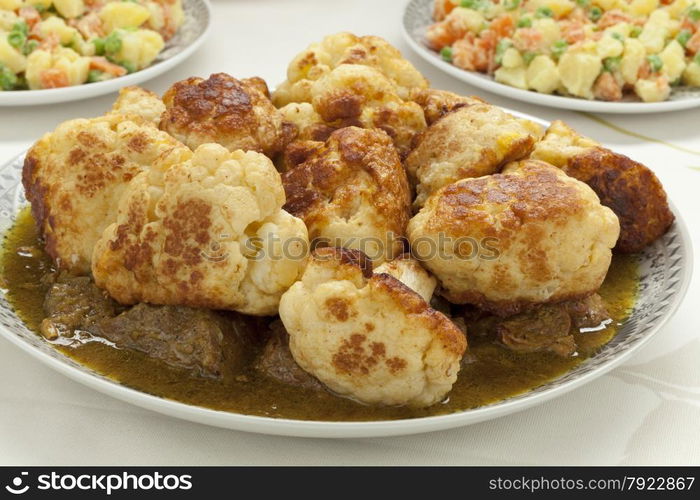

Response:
(405, 103), (543, 208)
(22, 113), (189, 274)
(375, 255), (437, 303)
(279, 64), (427, 158)
(282, 127), (411, 264)
(278, 247), (467, 407)
(409, 88), (483, 125)
(160, 73), (294, 157)
(407, 160), (620, 316)
(110, 86), (166, 125)
(92, 144), (309, 316)
(530, 121), (674, 253)
(272, 32), (429, 107)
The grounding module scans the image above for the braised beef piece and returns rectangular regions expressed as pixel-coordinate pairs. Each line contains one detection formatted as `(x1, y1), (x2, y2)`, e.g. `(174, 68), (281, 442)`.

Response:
(463, 294), (611, 357)
(254, 321), (323, 391)
(496, 304), (575, 357)
(42, 276), (257, 378)
(565, 294), (610, 329)
(95, 304), (254, 378)
(41, 275), (121, 340)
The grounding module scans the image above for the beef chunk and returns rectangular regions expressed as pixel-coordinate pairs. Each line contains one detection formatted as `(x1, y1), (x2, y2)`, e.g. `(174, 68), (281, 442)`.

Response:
(41, 275), (121, 340)
(95, 304), (250, 378)
(565, 294), (610, 329)
(496, 304), (575, 357)
(254, 321), (323, 391)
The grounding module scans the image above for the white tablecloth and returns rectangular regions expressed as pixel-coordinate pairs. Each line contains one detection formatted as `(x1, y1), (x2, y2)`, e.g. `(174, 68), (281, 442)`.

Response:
(1, 0), (698, 465)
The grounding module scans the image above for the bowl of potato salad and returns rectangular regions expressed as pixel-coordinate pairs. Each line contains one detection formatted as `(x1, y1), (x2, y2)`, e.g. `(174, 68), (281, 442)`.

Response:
(403, 0), (700, 112)
(0, 0), (210, 105)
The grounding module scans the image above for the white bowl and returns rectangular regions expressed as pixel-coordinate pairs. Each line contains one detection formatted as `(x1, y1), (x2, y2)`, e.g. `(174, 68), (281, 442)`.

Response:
(402, 0), (700, 114)
(0, 0), (211, 107)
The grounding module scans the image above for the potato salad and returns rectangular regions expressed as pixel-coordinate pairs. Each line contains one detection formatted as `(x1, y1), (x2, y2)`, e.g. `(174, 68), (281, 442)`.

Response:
(0, 0), (184, 91)
(428, 0), (700, 102)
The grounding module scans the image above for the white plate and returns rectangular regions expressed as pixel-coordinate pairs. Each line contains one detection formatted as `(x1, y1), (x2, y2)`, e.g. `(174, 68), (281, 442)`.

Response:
(0, 0), (211, 107)
(0, 112), (693, 437)
(402, 0), (700, 114)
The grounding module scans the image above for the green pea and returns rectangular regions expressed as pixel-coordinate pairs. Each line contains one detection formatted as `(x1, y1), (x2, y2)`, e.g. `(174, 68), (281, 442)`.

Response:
(440, 46), (453, 62)
(517, 17), (532, 28)
(87, 70), (106, 83)
(535, 7), (554, 19)
(603, 56), (621, 72)
(688, 7), (700, 22)
(576, 0), (590, 6)
(7, 31), (25, 50)
(629, 25), (642, 38)
(551, 39), (568, 59)
(611, 32), (624, 42)
(589, 6), (602, 22)
(93, 37), (106, 56)
(0, 63), (17, 91)
(23, 39), (39, 55)
(504, 0), (520, 10)
(523, 51), (537, 64)
(647, 54), (663, 73)
(495, 38), (513, 65)
(104, 31), (123, 55)
(120, 61), (137, 73)
(677, 30), (692, 47)
(12, 21), (28, 37)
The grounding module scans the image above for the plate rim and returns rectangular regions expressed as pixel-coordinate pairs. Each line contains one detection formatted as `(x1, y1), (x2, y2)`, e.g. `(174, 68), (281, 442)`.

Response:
(0, 0), (212, 107)
(0, 131), (693, 438)
(401, 0), (700, 114)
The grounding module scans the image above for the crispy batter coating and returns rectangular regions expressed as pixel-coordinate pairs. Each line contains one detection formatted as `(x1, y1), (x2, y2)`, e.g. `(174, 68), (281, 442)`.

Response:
(530, 120), (674, 253)
(405, 103), (543, 208)
(279, 64), (427, 158)
(407, 160), (620, 316)
(22, 113), (189, 274)
(375, 254), (437, 303)
(110, 86), (165, 125)
(272, 32), (428, 107)
(160, 73), (294, 157)
(282, 127), (411, 264)
(409, 87), (483, 125)
(92, 143), (309, 316)
(279, 247), (466, 407)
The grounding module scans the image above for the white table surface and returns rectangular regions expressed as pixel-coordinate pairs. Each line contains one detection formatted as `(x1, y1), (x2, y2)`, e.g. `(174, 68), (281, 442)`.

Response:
(1, 0), (698, 465)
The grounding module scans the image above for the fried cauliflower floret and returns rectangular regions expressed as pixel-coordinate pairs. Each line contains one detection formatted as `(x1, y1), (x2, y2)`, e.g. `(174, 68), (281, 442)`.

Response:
(160, 73), (294, 157)
(530, 121), (674, 252)
(375, 255), (437, 303)
(92, 143), (309, 316)
(22, 113), (188, 274)
(282, 127), (411, 264)
(407, 161), (620, 316)
(279, 247), (466, 407)
(110, 86), (165, 125)
(283, 64), (426, 158)
(408, 87), (483, 125)
(404, 103), (543, 208)
(272, 32), (428, 107)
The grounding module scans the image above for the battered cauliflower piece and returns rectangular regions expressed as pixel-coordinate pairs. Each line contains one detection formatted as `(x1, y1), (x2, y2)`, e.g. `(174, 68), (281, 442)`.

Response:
(110, 86), (165, 125)
(404, 103), (543, 208)
(272, 32), (428, 107)
(92, 143), (309, 316)
(160, 73), (294, 157)
(375, 255), (437, 303)
(530, 121), (674, 252)
(22, 113), (188, 274)
(282, 127), (411, 264)
(407, 160), (620, 316)
(279, 247), (467, 407)
(408, 87), (483, 125)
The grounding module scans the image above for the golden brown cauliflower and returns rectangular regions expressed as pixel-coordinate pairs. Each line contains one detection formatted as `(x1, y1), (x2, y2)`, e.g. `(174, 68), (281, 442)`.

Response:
(282, 127), (411, 264)
(160, 73), (294, 157)
(272, 32), (428, 107)
(409, 87), (483, 125)
(279, 64), (427, 158)
(375, 255), (437, 303)
(407, 160), (620, 316)
(22, 113), (189, 274)
(278, 247), (466, 407)
(530, 121), (674, 253)
(92, 143), (309, 316)
(405, 103), (543, 208)
(110, 86), (166, 125)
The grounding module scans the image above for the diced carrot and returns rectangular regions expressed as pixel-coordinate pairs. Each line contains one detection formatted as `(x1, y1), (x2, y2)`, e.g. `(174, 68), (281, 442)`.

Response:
(39, 69), (70, 89)
(90, 57), (127, 77)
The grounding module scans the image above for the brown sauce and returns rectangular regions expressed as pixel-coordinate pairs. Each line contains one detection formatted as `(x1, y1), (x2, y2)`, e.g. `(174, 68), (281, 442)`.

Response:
(0, 207), (639, 421)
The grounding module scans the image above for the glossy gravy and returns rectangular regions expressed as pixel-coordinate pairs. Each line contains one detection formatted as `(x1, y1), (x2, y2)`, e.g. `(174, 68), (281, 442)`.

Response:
(0, 208), (639, 421)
